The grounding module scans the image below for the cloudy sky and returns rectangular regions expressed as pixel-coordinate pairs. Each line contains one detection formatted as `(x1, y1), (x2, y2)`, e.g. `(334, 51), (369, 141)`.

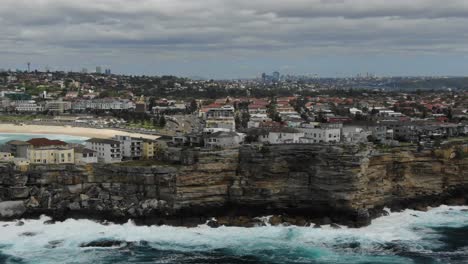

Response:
(1, 0), (468, 78)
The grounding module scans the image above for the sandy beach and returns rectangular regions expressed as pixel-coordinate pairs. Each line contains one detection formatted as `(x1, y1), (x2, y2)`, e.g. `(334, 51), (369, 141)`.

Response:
(0, 124), (160, 140)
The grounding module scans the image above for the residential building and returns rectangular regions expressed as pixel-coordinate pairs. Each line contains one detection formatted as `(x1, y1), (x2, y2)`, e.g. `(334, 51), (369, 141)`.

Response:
(0, 152), (13, 161)
(298, 123), (341, 143)
(142, 139), (156, 159)
(12, 100), (43, 112)
(85, 138), (122, 163)
(202, 105), (236, 131)
(258, 127), (304, 144)
(114, 135), (143, 160)
(204, 131), (245, 148)
(74, 146), (98, 164)
(2, 140), (31, 158)
(44, 100), (72, 113)
(25, 138), (74, 164)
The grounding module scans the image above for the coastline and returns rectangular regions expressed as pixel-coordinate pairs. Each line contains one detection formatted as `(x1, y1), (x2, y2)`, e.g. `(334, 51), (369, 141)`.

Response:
(0, 123), (160, 140)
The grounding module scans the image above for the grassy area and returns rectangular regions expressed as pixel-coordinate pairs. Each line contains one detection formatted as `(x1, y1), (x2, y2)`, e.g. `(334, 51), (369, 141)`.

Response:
(0, 115), (49, 122)
(127, 120), (160, 130)
(446, 137), (468, 143)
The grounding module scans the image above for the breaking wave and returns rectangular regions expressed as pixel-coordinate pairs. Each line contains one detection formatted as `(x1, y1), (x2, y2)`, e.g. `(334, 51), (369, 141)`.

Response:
(0, 205), (467, 264)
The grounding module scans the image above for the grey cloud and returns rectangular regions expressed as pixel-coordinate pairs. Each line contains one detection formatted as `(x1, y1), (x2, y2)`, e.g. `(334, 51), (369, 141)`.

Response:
(1, 0), (468, 72)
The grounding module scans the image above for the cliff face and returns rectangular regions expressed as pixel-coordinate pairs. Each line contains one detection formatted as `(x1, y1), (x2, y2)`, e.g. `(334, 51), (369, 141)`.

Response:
(0, 144), (467, 227)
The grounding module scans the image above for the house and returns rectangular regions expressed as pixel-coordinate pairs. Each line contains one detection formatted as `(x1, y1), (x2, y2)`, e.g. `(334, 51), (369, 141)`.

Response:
(2, 140), (31, 158)
(85, 138), (122, 163)
(341, 126), (371, 143)
(0, 152), (13, 161)
(74, 146), (98, 164)
(258, 127), (304, 144)
(298, 123), (341, 143)
(26, 138), (74, 164)
(202, 104), (236, 131)
(204, 131), (245, 149)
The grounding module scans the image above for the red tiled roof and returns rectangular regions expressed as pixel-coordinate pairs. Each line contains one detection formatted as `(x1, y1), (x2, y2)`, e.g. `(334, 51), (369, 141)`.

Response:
(27, 138), (67, 147)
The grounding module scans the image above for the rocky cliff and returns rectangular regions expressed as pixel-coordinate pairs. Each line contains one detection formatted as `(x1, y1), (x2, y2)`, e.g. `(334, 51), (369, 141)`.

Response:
(0, 143), (467, 227)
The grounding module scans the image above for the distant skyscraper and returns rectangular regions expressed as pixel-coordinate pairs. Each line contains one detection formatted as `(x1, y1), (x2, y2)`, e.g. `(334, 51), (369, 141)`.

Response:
(27, 62), (31, 72)
(272, 71), (280, 82)
(105, 68), (111, 75)
(82, 68), (88, 74)
(96, 66), (102, 74)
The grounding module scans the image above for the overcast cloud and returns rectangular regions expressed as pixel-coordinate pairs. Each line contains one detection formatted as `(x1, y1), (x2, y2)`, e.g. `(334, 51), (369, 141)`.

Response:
(1, 0), (468, 78)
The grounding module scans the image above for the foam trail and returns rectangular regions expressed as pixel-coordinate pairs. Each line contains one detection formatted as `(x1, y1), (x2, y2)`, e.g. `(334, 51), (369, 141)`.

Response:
(0, 205), (466, 264)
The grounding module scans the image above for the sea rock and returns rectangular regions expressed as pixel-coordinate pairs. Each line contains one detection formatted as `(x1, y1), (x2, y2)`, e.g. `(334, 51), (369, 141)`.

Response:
(46, 240), (64, 249)
(206, 219), (219, 228)
(44, 220), (55, 225)
(330, 223), (341, 229)
(269, 215), (283, 226)
(19, 232), (37, 237)
(15, 221), (25, 226)
(80, 240), (128, 248)
(0, 201), (26, 218)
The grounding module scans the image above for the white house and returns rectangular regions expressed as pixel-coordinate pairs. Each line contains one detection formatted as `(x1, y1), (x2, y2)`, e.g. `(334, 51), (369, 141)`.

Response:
(341, 126), (371, 143)
(204, 131), (245, 148)
(258, 128), (304, 144)
(298, 123), (341, 143)
(84, 138), (122, 163)
(74, 146), (98, 164)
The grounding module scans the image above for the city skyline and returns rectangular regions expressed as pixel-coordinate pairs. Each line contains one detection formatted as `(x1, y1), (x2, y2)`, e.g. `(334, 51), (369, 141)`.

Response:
(2, 1), (468, 78)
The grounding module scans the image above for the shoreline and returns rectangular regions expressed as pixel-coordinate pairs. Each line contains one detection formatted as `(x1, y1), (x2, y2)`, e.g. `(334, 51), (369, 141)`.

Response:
(0, 124), (160, 140)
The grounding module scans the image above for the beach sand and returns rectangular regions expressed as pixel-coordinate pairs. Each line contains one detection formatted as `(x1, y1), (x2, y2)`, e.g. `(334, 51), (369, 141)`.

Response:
(0, 124), (160, 140)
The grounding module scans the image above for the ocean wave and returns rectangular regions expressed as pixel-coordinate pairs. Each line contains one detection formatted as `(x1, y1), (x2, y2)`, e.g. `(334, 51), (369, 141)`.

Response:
(0, 205), (467, 264)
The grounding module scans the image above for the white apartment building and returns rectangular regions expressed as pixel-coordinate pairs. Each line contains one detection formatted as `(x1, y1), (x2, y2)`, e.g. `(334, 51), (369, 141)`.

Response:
(84, 138), (122, 163)
(13, 100), (43, 112)
(44, 100), (72, 113)
(298, 123), (341, 143)
(114, 135), (143, 160)
(203, 105), (236, 131)
(72, 99), (135, 111)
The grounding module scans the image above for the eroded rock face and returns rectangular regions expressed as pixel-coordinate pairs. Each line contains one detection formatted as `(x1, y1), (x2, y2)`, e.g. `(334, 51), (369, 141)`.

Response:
(0, 143), (467, 227)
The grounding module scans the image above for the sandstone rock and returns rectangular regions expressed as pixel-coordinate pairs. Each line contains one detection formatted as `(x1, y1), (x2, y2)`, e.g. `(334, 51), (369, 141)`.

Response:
(269, 215), (283, 226)
(26, 197), (40, 208)
(68, 202), (81, 210)
(80, 194), (89, 201)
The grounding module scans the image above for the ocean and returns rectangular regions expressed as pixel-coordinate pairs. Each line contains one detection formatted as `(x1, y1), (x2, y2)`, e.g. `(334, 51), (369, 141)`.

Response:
(0, 206), (466, 264)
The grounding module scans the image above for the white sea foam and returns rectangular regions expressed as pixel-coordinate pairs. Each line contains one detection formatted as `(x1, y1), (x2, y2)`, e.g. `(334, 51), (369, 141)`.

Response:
(0, 205), (466, 263)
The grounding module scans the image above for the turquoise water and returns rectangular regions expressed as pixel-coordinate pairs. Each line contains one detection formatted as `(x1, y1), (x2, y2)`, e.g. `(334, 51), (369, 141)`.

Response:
(0, 206), (466, 263)
(0, 133), (88, 144)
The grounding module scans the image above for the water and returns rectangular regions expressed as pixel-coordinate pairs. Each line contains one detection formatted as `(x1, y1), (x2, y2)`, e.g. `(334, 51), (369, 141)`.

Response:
(0, 133), (88, 145)
(0, 206), (466, 264)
